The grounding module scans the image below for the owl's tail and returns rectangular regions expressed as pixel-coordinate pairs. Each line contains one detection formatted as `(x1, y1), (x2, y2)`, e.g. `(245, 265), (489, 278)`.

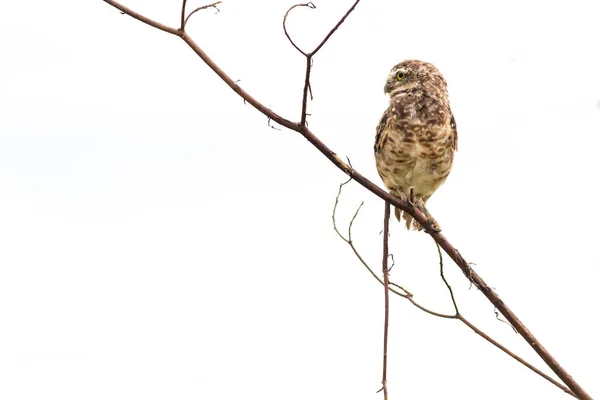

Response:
(394, 207), (420, 230)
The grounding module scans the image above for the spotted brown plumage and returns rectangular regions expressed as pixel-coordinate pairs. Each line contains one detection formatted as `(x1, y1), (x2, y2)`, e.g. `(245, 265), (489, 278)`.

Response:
(375, 60), (458, 230)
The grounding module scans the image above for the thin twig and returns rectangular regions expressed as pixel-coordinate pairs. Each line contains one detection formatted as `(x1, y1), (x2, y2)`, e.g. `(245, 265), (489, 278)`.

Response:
(332, 185), (409, 301)
(184, 1), (222, 28)
(348, 202), (363, 243)
(381, 202), (391, 400)
(311, 0), (361, 55)
(282, 2), (314, 56)
(389, 282), (411, 297)
(300, 0), (360, 125)
(282, 1), (361, 126)
(436, 242), (459, 315)
(300, 56), (312, 126)
(458, 316), (574, 397)
(495, 307), (518, 333)
(181, 0), (188, 30)
(102, 2), (591, 397)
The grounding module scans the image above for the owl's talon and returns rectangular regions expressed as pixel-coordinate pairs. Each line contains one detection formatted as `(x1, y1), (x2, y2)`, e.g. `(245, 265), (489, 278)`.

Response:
(425, 219), (442, 233)
(415, 202), (441, 233)
(389, 187), (408, 202)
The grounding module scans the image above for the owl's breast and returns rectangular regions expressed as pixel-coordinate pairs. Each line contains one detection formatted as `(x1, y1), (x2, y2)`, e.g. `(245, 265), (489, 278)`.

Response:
(375, 119), (454, 198)
(409, 124), (455, 196)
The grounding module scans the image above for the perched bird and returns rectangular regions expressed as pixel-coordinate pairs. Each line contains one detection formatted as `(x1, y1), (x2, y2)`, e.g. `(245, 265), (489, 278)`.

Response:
(375, 60), (458, 230)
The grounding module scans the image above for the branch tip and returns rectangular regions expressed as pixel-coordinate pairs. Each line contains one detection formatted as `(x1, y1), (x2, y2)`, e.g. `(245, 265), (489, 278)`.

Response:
(283, 3), (316, 56)
(183, 1), (222, 29)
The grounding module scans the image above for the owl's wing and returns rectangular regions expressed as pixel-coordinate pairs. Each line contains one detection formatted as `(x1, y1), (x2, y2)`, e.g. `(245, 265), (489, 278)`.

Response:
(374, 110), (390, 153)
(450, 113), (458, 151)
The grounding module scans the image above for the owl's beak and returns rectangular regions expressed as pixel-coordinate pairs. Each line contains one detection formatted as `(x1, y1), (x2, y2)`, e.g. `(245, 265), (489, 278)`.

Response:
(384, 80), (392, 94)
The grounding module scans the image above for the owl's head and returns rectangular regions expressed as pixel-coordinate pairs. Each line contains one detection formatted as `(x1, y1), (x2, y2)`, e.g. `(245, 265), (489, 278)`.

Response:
(384, 60), (447, 97)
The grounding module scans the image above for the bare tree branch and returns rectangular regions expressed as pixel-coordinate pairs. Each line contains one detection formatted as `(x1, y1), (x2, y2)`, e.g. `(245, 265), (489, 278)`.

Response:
(381, 202), (391, 399)
(332, 184), (575, 398)
(109, 0), (180, 34)
(101, 1), (591, 398)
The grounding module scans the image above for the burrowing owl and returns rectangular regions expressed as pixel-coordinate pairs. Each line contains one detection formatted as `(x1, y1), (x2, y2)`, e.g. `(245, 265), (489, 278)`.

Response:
(375, 60), (458, 230)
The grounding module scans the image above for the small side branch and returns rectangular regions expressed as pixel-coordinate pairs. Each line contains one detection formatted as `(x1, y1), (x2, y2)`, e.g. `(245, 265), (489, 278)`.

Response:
(282, 1), (361, 126)
(300, 56), (313, 126)
(311, 0), (361, 55)
(436, 242), (459, 315)
(282, 2), (313, 56)
(182, 1), (222, 29)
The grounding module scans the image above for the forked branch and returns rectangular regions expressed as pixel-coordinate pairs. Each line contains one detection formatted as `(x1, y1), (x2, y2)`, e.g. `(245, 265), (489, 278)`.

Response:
(332, 182), (574, 397)
(283, 0), (361, 125)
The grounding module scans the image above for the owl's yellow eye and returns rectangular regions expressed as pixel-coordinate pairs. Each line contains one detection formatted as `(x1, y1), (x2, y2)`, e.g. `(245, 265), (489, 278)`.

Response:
(396, 71), (406, 81)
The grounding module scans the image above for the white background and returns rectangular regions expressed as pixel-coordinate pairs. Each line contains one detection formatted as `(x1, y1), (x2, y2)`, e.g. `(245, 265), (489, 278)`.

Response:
(1, 0), (599, 398)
